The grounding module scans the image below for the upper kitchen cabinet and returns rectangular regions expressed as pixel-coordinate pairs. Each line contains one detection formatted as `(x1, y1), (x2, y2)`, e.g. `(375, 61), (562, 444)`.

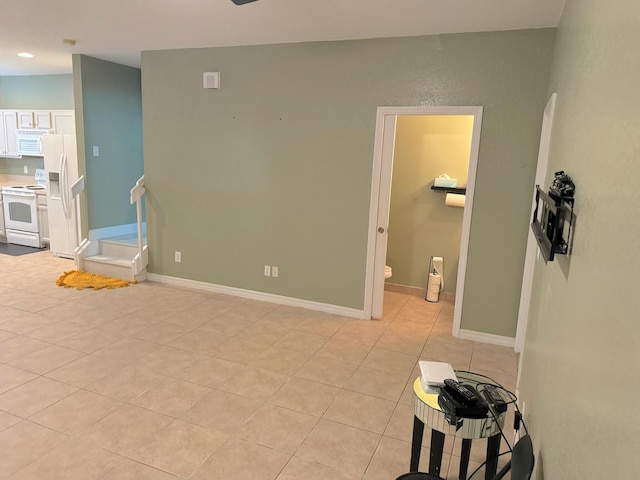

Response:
(51, 110), (75, 134)
(0, 111), (21, 158)
(18, 110), (52, 129)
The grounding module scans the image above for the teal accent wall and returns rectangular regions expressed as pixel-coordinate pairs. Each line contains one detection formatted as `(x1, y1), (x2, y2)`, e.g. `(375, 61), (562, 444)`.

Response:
(141, 29), (555, 331)
(519, 0), (640, 477)
(0, 75), (74, 109)
(73, 55), (143, 232)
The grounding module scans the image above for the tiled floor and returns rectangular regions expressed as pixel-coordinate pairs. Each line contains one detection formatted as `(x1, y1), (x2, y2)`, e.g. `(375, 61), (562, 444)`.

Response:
(0, 250), (519, 480)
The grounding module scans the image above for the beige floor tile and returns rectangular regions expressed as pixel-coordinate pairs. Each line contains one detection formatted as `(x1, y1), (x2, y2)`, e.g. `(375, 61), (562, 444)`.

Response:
(57, 328), (124, 354)
(226, 300), (278, 321)
(219, 365), (289, 400)
(132, 419), (228, 478)
(248, 346), (311, 376)
(260, 310), (305, 330)
(314, 337), (372, 365)
(24, 319), (89, 343)
(66, 306), (128, 328)
(293, 317), (345, 336)
(271, 377), (341, 417)
(198, 314), (254, 337)
(185, 297), (241, 316)
(0, 376), (77, 418)
(296, 419), (380, 476)
(421, 339), (474, 368)
(0, 411), (22, 432)
(45, 354), (126, 388)
(211, 336), (271, 364)
(0, 335), (50, 363)
(86, 365), (164, 402)
(273, 330), (328, 354)
(100, 458), (178, 480)
(8, 345), (85, 375)
(240, 323), (289, 345)
(191, 437), (290, 480)
(0, 420), (68, 477)
(343, 365), (408, 402)
(184, 389), (262, 433)
(5, 294), (66, 313)
(9, 437), (123, 480)
(470, 350), (518, 377)
(0, 364), (39, 394)
(92, 337), (161, 363)
(383, 402), (415, 442)
(237, 404), (318, 454)
(361, 347), (418, 377)
(276, 457), (359, 480)
(34, 300), (98, 321)
(295, 356), (358, 388)
(0, 328), (17, 342)
(131, 345), (203, 377)
(332, 321), (387, 346)
(162, 308), (215, 329)
(323, 389), (396, 434)
(375, 330), (429, 355)
(363, 435), (441, 480)
(131, 376), (212, 417)
(131, 320), (195, 345)
(174, 355), (247, 387)
(168, 328), (230, 355)
(30, 389), (123, 435)
(80, 404), (172, 456)
(0, 313), (57, 335)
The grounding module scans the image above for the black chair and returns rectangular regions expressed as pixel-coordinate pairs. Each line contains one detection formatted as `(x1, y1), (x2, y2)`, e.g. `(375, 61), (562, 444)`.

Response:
(396, 435), (534, 480)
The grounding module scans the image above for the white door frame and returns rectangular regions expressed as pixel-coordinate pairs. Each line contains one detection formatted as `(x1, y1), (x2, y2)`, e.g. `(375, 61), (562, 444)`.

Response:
(364, 106), (484, 327)
(515, 93), (557, 355)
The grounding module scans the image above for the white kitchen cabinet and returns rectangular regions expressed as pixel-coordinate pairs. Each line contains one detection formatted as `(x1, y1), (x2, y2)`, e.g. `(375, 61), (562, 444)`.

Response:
(0, 196), (5, 237)
(18, 110), (52, 129)
(37, 193), (49, 244)
(0, 111), (21, 158)
(51, 110), (75, 134)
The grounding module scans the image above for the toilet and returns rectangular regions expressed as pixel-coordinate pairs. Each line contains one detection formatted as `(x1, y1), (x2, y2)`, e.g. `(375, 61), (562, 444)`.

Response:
(384, 265), (393, 279)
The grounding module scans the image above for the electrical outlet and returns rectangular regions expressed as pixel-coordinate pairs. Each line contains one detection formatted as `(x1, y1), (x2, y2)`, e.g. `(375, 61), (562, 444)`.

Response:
(264, 265), (271, 276)
(174, 251), (181, 263)
(23, 165), (28, 174)
(271, 266), (279, 278)
(93, 146), (100, 157)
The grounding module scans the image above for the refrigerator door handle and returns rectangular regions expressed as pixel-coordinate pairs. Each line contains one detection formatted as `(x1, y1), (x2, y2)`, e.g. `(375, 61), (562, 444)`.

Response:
(61, 154), (71, 220)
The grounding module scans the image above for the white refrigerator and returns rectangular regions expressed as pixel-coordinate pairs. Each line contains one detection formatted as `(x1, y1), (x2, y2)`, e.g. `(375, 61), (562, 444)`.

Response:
(42, 134), (79, 258)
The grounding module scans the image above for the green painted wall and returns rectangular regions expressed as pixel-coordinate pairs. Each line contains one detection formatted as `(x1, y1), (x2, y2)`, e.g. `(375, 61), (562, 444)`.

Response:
(518, 1), (639, 477)
(142, 29), (555, 331)
(387, 115), (473, 293)
(0, 74), (74, 109)
(73, 55), (143, 232)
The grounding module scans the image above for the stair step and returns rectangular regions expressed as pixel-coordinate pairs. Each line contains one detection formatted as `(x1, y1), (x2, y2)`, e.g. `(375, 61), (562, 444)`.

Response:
(83, 255), (133, 267)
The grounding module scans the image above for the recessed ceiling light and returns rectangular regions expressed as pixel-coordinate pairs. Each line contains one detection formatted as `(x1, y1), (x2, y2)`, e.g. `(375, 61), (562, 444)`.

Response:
(17, 52), (34, 58)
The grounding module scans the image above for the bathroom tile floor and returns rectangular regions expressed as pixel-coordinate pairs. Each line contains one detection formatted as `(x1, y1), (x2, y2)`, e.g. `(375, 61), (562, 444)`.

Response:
(0, 251), (519, 480)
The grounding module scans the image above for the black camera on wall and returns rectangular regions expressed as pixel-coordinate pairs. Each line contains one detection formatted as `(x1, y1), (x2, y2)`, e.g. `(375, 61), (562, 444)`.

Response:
(549, 171), (575, 199)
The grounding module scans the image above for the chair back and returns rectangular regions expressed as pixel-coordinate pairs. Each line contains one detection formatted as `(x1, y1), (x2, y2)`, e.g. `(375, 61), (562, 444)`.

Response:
(509, 434), (534, 480)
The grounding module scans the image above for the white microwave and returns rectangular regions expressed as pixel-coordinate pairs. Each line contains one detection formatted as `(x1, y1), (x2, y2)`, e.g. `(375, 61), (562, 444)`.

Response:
(15, 129), (53, 157)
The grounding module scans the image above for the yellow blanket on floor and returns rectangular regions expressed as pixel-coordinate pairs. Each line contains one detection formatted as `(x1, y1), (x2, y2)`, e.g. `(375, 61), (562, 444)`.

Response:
(56, 270), (134, 290)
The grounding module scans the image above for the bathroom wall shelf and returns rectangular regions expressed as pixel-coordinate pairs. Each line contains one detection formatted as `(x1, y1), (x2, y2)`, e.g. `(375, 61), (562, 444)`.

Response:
(430, 185), (467, 195)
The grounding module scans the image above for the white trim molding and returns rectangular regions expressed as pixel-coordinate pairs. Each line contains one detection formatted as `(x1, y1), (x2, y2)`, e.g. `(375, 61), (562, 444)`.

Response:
(146, 273), (367, 320)
(457, 329), (516, 348)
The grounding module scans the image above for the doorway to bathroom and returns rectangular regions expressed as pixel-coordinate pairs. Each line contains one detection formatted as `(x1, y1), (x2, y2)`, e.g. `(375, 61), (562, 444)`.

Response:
(364, 106), (483, 336)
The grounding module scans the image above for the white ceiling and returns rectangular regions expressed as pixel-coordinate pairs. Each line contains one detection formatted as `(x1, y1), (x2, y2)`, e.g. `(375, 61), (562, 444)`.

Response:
(1, 0), (565, 76)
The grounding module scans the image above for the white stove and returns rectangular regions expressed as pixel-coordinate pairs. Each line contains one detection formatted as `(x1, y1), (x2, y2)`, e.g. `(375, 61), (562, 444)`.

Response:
(2, 184), (46, 248)
(2, 185), (46, 194)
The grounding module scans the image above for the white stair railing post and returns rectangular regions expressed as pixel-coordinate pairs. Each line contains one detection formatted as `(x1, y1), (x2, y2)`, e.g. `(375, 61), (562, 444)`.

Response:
(129, 175), (146, 275)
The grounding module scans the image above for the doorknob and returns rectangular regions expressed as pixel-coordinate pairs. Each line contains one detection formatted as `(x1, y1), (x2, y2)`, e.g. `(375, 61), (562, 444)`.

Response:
(378, 227), (385, 233)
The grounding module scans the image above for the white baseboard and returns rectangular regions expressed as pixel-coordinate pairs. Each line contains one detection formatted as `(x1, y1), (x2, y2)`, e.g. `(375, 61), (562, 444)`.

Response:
(146, 273), (367, 320)
(89, 222), (147, 241)
(457, 328), (516, 349)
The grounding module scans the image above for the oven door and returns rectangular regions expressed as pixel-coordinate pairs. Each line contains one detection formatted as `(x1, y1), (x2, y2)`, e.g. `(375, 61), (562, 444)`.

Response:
(2, 191), (39, 233)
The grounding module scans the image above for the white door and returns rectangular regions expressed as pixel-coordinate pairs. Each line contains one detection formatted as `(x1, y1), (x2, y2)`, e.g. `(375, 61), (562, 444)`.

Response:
(364, 106), (483, 326)
(515, 93), (557, 355)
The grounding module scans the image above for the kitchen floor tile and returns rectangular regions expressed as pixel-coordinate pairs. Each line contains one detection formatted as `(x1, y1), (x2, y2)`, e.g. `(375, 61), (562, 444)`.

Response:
(0, 376), (77, 418)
